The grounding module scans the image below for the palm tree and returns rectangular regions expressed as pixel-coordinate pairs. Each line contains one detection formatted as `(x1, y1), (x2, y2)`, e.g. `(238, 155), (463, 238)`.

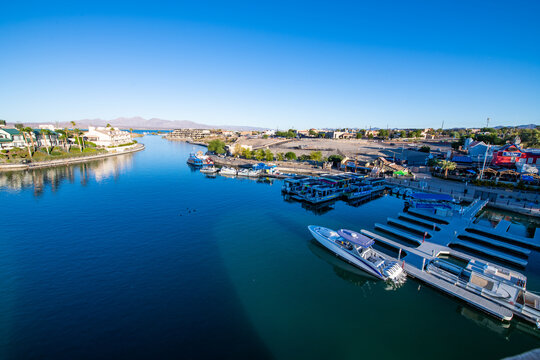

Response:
(14, 124), (33, 158)
(440, 160), (457, 178)
(40, 129), (51, 154)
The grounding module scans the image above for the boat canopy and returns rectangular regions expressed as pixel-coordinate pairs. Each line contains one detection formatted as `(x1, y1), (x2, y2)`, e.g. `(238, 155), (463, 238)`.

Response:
(337, 229), (375, 248)
(411, 193), (454, 202)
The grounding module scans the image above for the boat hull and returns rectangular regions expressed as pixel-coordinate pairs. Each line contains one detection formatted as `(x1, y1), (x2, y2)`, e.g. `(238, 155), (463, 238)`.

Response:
(308, 226), (384, 280)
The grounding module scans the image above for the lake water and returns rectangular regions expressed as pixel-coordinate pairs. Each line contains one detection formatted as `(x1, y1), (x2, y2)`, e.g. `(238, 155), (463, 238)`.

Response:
(1, 136), (538, 359)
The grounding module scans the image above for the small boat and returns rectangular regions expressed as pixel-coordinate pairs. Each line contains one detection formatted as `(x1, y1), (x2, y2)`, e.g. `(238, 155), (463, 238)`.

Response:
(220, 167), (237, 176)
(200, 166), (219, 174)
(187, 151), (214, 167)
(237, 169), (250, 177)
(247, 169), (261, 178)
(308, 226), (405, 282)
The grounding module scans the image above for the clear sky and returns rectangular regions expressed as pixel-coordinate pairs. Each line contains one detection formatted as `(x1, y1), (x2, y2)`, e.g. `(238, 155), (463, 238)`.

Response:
(1, 0), (539, 129)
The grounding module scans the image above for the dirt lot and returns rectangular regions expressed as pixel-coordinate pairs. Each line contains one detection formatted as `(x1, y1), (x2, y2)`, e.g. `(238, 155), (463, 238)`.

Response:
(237, 138), (454, 161)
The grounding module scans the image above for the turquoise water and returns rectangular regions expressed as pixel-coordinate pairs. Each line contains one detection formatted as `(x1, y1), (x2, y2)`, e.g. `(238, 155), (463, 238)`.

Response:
(0, 136), (538, 359)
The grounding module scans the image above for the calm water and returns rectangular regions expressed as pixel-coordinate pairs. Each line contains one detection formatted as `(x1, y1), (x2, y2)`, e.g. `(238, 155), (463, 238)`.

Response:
(1, 136), (539, 359)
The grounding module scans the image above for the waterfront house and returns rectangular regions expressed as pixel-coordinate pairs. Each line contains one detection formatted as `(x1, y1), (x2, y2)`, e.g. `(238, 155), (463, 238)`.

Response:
(34, 130), (60, 147)
(84, 126), (132, 147)
(0, 128), (28, 149)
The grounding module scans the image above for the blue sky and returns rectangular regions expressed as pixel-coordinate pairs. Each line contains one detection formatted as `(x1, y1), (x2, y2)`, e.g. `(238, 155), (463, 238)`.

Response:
(1, 1), (539, 129)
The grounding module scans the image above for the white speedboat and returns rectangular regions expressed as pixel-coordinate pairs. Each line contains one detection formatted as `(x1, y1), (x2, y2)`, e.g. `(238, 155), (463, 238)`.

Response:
(308, 226), (405, 282)
(237, 169), (250, 177)
(247, 169), (261, 178)
(200, 166), (219, 174)
(220, 167), (237, 176)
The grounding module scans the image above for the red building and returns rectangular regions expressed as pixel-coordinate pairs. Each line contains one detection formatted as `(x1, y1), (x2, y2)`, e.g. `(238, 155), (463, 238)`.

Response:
(491, 143), (540, 168)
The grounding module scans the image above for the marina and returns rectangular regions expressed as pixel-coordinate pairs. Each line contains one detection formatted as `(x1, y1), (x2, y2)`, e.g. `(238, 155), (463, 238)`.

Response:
(358, 195), (540, 327)
(2, 138), (539, 359)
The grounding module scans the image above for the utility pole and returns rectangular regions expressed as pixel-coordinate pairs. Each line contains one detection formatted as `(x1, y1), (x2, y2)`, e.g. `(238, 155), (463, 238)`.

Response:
(486, 117), (490, 128)
(480, 144), (491, 180)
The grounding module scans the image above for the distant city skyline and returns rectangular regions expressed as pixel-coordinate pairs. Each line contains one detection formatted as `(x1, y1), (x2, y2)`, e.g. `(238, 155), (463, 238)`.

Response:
(1, 1), (539, 129)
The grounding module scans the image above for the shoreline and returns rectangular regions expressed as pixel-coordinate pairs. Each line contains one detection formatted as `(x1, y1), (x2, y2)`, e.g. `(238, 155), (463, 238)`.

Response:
(0, 143), (145, 172)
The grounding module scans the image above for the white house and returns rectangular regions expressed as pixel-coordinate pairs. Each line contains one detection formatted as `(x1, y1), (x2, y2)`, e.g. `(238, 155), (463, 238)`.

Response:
(0, 128), (27, 149)
(84, 126), (132, 147)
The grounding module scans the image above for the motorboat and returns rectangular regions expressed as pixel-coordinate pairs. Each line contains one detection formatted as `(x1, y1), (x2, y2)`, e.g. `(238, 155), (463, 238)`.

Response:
(237, 169), (250, 177)
(219, 167), (237, 176)
(187, 151), (214, 166)
(247, 169), (261, 178)
(307, 226), (405, 282)
(426, 258), (540, 329)
(200, 166), (219, 174)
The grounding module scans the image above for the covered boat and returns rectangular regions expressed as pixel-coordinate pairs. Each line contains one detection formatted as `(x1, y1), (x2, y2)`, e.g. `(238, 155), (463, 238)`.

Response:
(187, 151), (214, 166)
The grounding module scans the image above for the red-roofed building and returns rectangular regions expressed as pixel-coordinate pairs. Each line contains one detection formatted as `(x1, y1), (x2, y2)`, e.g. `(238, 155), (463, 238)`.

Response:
(491, 143), (540, 168)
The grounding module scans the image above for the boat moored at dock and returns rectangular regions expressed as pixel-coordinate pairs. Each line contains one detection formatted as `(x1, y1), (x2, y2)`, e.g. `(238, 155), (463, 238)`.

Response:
(219, 167), (237, 176)
(200, 166), (219, 174)
(426, 258), (540, 328)
(308, 225), (406, 282)
(187, 151), (214, 167)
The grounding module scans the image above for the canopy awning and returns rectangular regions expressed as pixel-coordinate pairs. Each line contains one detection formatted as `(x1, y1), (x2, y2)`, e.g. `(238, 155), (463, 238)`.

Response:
(337, 229), (375, 248)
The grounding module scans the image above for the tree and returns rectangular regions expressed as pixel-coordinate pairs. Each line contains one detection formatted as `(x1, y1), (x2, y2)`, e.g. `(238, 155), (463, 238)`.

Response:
(15, 124), (33, 158)
(419, 145), (430, 153)
(327, 154), (344, 168)
(368, 133), (374, 139)
(284, 151), (297, 160)
(40, 129), (51, 154)
(276, 152), (284, 161)
(309, 129), (317, 136)
(208, 139), (226, 154)
(242, 148), (253, 159)
(427, 158), (440, 167)
(440, 160), (456, 178)
(262, 134), (269, 139)
(310, 151), (323, 161)
(254, 149), (265, 161)
(378, 129), (389, 139)
(106, 123), (112, 128)
(264, 149), (273, 161)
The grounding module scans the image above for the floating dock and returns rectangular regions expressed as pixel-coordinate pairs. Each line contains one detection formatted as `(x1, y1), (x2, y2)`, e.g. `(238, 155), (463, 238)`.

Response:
(398, 212), (441, 231)
(387, 217), (433, 238)
(359, 195), (540, 326)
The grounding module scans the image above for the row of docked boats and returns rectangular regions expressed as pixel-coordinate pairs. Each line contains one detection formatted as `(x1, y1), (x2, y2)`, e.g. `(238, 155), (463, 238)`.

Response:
(199, 166), (262, 177)
(282, 174), (385, 204)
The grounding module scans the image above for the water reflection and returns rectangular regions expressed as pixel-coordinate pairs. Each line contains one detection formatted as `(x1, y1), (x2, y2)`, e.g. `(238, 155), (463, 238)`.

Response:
(0, 154), (134, 195)
(458, 305), (540, 341)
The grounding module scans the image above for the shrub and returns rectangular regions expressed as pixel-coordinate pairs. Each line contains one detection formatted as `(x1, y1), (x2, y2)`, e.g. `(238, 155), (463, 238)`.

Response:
(284, 151), (297, 160)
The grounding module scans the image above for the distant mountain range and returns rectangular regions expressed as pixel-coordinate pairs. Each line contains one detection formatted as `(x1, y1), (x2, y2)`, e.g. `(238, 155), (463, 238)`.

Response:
(12, 117), (267, 131)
